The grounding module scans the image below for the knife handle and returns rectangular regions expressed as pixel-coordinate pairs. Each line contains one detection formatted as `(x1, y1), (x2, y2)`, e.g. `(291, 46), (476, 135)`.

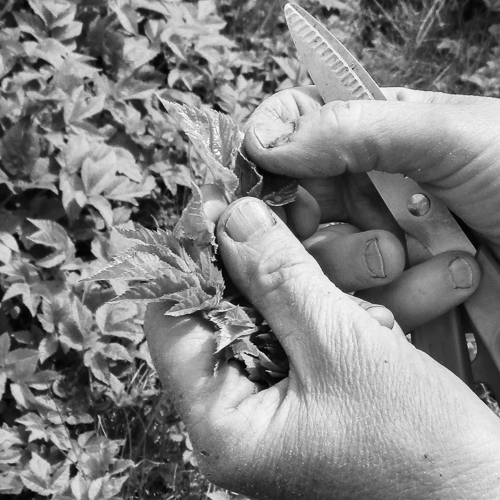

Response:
(412, 307), (474, 388)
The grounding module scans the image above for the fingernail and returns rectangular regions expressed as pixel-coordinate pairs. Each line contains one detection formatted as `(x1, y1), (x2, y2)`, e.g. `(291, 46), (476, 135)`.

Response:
(254, 121), (296, 148)
(224, 200), (276, 242)
(449, 257), (473, 289)
(364, 238), (386, 279)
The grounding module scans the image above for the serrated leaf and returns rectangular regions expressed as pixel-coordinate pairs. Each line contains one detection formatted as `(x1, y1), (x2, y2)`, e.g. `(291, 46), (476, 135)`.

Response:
(20, 452), (52, 495)
(71, 473), (87, 500)
(0, 232), (19, 252)
(27, 219), (75, 268)
(209, 306), (259, 352)
(88, 194), (114, 227)
(110, 272), (199, 303)
(102, 343), (132, 362)
(95, 302), (142, 341)
(166, 287), (220, 316)
(158, 96), (240, 195)
(4, 348), (38, 382)
(50, 462), (71, 492)
(110, 0), (138, 35)
(85, 351), (110, 384)
(80, 152), (117, 196)
(87, 250), (182, 282)
(0, 470), (24, 494)
(64, 86), (105, 125)
(13, 11), (47, 40)
(234, 148), (263, 198)
(59, 320), (85, 351)
(150, 161), (192, 195)
(261, 171), (300, 207)
(34, 38), (68, 68)
(38, 334), (59, 363)
(127, 243), (193, 273)
(16, 412), (48, 442)
(101, 474), (128, 499)
(89, 476), (104, 500)
(101, 174), (156, 204)
(114, 226), (182, 251)
(173, 183), (215, 245)
(235, 148), (299, 206)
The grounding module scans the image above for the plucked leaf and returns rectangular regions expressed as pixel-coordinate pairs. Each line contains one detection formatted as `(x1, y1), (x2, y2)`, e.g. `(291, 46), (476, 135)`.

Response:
(110, 272), (201, 303)
(166, 287), (221, 316)
(158, 96), (239, 195)
(173, 183), (215, 246)
(210, 305), (259, 352)
(114, 226), (182, 251)
(87, 250), (179, 282)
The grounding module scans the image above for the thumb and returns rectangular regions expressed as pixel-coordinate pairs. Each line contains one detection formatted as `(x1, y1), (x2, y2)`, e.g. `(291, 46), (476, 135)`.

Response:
(217, 197), (392, 384)
(244, 96), (496, 187)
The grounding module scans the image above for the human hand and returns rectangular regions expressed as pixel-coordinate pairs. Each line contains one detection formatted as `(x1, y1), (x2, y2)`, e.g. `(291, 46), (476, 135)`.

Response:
(242, 87), (500, 331)
(145, 195), (500, 500)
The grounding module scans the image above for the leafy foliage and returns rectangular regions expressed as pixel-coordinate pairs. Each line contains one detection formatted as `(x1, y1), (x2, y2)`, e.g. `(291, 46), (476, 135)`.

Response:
(1, 0), (500, 498)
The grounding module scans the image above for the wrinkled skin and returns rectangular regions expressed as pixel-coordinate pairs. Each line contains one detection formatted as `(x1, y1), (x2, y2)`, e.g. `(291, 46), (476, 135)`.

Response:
(145, 88), (500, 499)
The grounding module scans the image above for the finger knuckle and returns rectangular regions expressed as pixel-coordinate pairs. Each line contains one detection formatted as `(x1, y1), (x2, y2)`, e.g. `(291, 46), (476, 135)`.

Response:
(322, 100), (363, 132)
(250, 242), (314, 303)
(324, 100), (391, 174)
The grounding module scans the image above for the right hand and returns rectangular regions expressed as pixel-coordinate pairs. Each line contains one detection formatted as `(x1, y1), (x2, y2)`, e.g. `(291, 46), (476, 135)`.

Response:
(242, 87), (500, 330)
(143, 88), (500, 500)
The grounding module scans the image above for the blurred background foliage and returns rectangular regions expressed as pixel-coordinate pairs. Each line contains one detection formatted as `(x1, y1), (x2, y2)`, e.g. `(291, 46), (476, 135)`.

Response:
(1, 0), (500, 498)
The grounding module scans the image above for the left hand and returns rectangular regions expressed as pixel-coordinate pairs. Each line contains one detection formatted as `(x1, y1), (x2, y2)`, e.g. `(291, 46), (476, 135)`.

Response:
(242, 86), (480, 332)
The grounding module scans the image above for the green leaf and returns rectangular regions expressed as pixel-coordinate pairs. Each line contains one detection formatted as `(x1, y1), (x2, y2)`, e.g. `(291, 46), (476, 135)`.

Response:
(19, 453), (51, 495)
(4, 348), (38, 382)
(64, 86), (106, 125)
(102, 343), (132, 363)
(86, 250), (181, 282)
(0, 371), (6, 402)
(166, 287), (221, 316)
(15, 412), (48, 442)
(110, 0), (139, 35)
(113, 226), (183, 253)
(158, 97), (240, 195)
(0, 470), (24, 494)
(110, 272), (199, 303)
(27, 219), (75, 268)
(84, 350), (110, 384)
(87, 194), (114, 227)
(2, 282), (41, 316)
(49, 461), (71, 493)
(96, 307), (142, 342)
(235, 149), (299, 206)
(150, 161), (193, 195)
(173, 183), (215, 246)
(0, 117), (41, 178)
(209, 305), (259, 352)
(13, 11), (47, 40)
(0, 333), (10, 367)
(33, 38), (69, 68)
